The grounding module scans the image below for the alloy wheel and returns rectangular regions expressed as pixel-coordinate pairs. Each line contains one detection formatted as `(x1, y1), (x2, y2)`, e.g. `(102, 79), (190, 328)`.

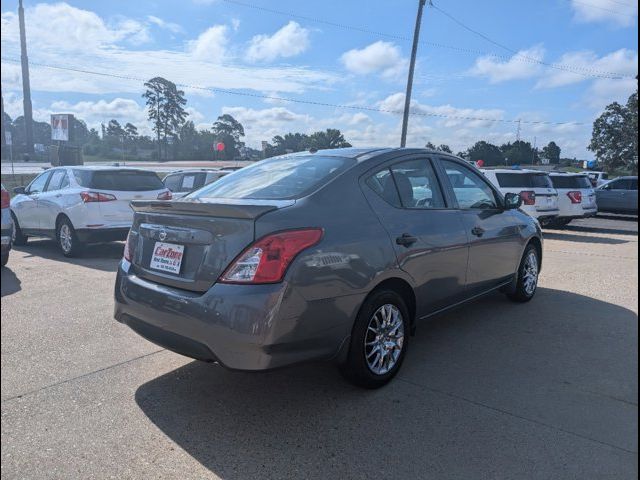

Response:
(364, 304), (405, 376)
(523, 251), (539, 296)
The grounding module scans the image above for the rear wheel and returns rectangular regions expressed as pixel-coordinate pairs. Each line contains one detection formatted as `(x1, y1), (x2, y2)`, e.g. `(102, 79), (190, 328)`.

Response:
(56, 217), (83, 257)
(341, 289), (409, 389)
(507, 244), (540, 303)
(10, 213), (28, 246)
(1, 252), (8, 267)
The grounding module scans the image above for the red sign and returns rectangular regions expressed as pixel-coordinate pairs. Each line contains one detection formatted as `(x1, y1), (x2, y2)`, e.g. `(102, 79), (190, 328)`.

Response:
(216, 142), (225, 152)
(476, 159), (485, 168)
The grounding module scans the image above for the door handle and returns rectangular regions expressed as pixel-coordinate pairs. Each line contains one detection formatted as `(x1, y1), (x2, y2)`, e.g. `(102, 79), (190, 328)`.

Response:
(396, 233), (418, 247)
(471, 227), (485, 237)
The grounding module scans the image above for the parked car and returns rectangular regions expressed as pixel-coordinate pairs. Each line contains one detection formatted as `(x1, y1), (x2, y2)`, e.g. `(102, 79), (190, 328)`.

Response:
(10, 167), (171, 257)
(1, 184), (13, 266)
(115, 148), (543, 388)
(596, 176), (638, 215)
(481, 169), (559, 225)
(162, 169), (229, 199)
(587, 171), (609, 188)
(547, 173), (598, 227)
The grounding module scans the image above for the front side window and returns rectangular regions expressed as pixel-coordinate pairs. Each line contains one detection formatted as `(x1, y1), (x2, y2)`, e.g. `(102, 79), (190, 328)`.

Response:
(26, 172), (51, 194)
(606, 179), (629, 190)
(163, 174), (182, 192)
(442, 160), (499, 209)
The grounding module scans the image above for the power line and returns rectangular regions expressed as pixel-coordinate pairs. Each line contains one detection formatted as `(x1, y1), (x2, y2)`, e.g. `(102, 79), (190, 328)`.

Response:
(429, 3), (636, 79)
(570, 0), (638, 17)
(0, 56), (590, 127)
(218, 0), (633, 79)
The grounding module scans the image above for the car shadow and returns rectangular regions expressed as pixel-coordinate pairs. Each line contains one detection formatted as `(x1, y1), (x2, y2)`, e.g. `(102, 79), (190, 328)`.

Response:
(566, 225), (638, 237)
(135, 288), (638, 479)
(1, 266), (22, 297)
(13, 239), (123, 272)
(542, 231), (630, 244)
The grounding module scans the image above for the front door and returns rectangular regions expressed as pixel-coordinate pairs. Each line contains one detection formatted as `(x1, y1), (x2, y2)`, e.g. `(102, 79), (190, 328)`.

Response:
(362, 156), (469, 316)
(438, 159), (522, 295)
(13, 171), (51, 231)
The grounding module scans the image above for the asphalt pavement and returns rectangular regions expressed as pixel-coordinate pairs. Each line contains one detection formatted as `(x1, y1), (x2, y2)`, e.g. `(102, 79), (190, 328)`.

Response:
(1, 216), (638, 479)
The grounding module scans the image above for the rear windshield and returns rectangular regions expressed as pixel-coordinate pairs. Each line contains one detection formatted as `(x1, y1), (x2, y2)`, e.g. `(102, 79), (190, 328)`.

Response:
(551, 176), (592, 189)
(191, 155), (356, 200)
(495, 172), (553, 188)
(73, 170), (163, 191)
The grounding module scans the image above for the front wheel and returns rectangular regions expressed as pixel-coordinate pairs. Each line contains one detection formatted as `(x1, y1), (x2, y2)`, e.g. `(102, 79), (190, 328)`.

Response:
(56, 217), (83, 257)
(340, 290), (409, 389)
(507, 244), (540, 303)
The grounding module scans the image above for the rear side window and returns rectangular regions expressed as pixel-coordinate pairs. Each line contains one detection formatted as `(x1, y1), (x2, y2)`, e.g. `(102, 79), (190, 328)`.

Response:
(496, 173), (553, 189)
(181, 173), (206, 192)
(551, 176), (592, 189)
(45, 170), (69, 191)
(193, 155), (356, 200)
(74, 170), (163, 191)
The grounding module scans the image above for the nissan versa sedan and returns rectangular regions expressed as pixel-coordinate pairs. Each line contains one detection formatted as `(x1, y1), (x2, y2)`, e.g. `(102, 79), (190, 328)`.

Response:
(115, 148), (543, 388)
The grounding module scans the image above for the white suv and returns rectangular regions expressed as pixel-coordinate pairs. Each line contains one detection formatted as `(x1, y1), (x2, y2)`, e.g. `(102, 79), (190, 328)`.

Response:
(10, 167), (171, 256)
(481, 169), (559, 225)
(548, 173), (597, 226)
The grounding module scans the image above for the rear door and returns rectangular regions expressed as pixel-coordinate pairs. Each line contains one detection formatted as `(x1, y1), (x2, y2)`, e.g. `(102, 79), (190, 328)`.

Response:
(598, 179), (630, 212)
(438, 159), (522, 294)
(37, 168), (70, 231)
(362, 156), (469, 314)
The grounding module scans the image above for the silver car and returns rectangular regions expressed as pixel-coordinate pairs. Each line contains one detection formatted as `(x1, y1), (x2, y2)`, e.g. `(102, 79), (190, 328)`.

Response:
(115, 148), (543, 388)
(1, 184), (13, 266)
(596, 176), (638, 215)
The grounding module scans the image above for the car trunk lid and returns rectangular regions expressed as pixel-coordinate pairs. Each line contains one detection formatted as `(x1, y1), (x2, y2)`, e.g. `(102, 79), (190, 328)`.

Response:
(128, 198), (293, 292)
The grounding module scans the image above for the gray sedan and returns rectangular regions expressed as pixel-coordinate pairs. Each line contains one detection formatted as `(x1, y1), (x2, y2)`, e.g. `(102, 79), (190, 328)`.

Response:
(114, 148), (543, 388)
(596, 176), (638, 215)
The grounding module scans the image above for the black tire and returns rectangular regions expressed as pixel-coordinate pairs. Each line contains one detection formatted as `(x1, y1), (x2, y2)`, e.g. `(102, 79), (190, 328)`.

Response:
(10, 213), (28, 246)
(507, 244), (540, 303)
(340, 289), (410, 389)
(56, 217), (83, 257)
(1, 252), (8, 267)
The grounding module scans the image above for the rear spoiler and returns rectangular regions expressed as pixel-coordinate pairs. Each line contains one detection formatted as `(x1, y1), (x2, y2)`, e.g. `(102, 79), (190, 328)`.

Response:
(130, 199), (290, 220)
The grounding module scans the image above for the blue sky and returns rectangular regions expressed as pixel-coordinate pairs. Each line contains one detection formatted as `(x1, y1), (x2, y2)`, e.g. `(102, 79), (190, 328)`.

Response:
(1, 0), (637, 158)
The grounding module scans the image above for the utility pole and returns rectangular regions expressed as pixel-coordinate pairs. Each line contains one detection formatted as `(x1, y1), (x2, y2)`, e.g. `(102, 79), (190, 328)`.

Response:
(19, 0), (34, 154)
(1, 86), (6, 149)
(400, 0), (428, 148)
(516, 119), (521, 142)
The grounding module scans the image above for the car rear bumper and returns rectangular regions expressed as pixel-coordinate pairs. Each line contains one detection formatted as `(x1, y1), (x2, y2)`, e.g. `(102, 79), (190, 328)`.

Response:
(76, 227), (130, 243)
(114, 261), (353, 370)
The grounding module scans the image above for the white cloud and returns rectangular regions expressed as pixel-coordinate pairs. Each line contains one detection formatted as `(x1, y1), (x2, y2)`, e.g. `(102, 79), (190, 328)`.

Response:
(221, 106), (311, 140)
(340, 41), (407, 79)
(147, 15), (184, 34)
(246, 22), (310, 63)
(469, 46), (545, 83)
(188, 25), (229, 62)
(536, 48), (638, 88)
(0, 3), (150, 52)
(570, 0), (638, 26)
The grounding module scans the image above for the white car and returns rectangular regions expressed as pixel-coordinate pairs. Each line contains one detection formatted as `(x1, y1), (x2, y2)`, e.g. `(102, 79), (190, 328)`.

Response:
(481, 169), (559, 225)
(548, 173), (597, 227)
(162, 169), (229, 199)
(10, 166), (171, 256)
(587, 171), (609, 188)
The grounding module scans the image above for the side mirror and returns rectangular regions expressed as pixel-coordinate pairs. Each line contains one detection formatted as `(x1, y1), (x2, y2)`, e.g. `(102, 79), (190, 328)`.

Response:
(13, 186), (26, 195)
(504, 192), (522, 210)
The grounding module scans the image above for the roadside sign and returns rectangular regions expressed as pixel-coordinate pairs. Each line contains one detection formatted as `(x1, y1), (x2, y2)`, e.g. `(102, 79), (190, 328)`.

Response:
(51, 114), (73, 142)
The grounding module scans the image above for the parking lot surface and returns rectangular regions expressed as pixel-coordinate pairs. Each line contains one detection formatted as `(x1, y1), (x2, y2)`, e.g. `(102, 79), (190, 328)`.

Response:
(1, 216), (638, 479)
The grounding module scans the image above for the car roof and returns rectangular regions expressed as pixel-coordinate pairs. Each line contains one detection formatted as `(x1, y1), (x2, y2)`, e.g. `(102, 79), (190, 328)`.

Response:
(165, 168), (227, 174)
(480, 168), (548, 174)
(549, 172), (588, 176)
(60, 165), (153, 172)
(285, 147), (461, 162)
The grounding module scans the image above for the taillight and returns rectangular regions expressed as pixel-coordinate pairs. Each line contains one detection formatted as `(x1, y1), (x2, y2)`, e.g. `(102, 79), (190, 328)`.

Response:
(123, 230), (135, 262)
(520, 191), (536, 206)
(0, 188), (9, 209)
(80, 191), (116, 203)
(219, 228), (323, 284)
(157, 190), (172, 200)
(567, 191), (582, 204)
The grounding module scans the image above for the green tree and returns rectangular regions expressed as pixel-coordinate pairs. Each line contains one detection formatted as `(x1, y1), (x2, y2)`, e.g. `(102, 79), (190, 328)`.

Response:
(465, 141), (505, 166)
(271, 132), (310, 155)
(500, 140), (538, 165)
(307, 129), (351, 150)
(143, 77), (188, 160)
(541, 141), (561, 165)
(589, 90), (638, 174)
(438, 144), (452, 154)
(211, 114), (246, 160)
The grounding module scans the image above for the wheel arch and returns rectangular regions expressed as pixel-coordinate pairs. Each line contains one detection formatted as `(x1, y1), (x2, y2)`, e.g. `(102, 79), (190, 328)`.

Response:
(360, 277), (417, 333)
